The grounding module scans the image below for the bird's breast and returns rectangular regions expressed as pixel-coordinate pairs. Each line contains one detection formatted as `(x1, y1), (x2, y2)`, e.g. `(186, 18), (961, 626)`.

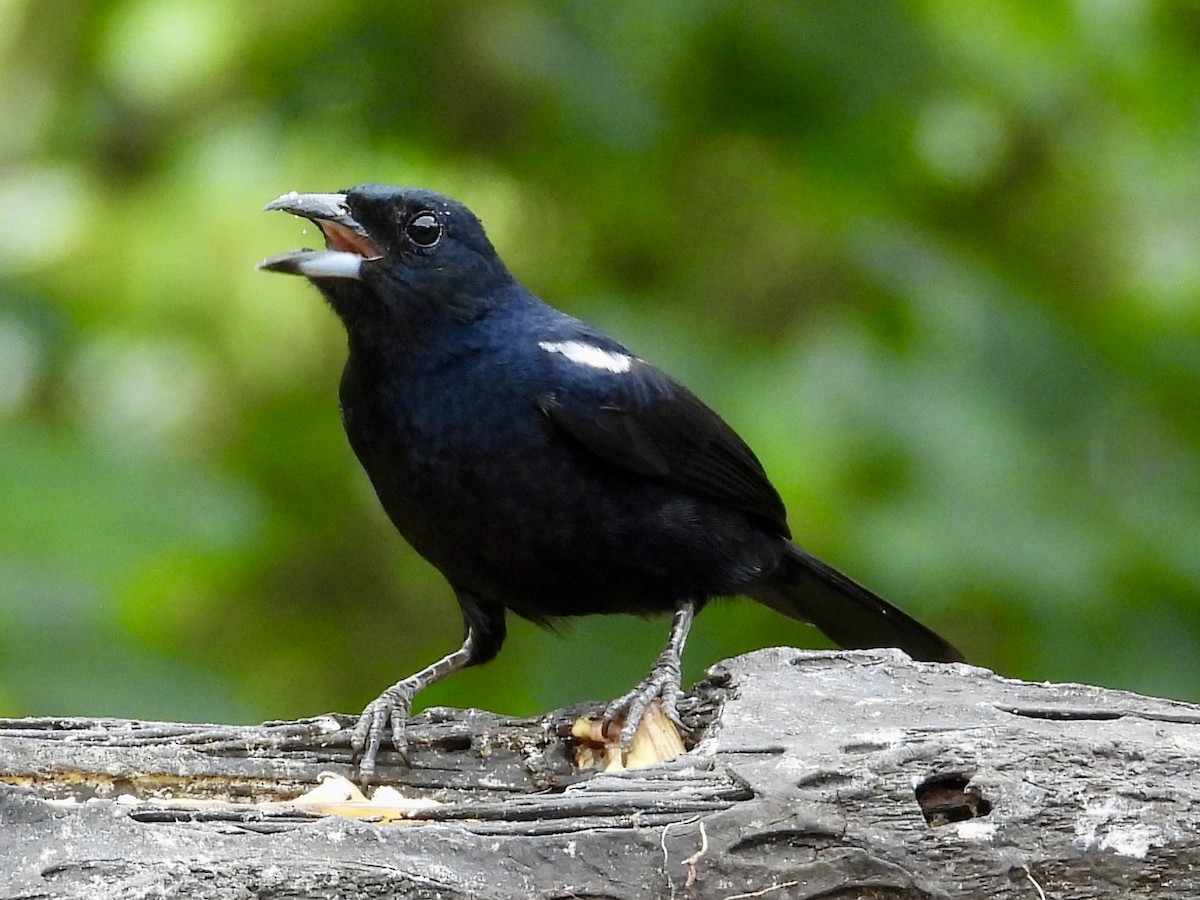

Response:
(339, 351), (555, 528)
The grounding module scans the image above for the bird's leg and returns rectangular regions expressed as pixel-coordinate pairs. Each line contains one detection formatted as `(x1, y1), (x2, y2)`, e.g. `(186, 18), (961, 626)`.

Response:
(351, 596), (505, 785)
(604, 599), (696, 750)
(351, 628), (480, 785)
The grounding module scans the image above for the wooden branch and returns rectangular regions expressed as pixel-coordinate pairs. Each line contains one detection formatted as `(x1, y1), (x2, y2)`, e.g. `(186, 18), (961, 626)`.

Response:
(2, 648), (1198, 898)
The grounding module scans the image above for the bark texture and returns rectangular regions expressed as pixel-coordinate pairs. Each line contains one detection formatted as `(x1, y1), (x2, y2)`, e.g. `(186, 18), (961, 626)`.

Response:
(2, 648), (1198, 899)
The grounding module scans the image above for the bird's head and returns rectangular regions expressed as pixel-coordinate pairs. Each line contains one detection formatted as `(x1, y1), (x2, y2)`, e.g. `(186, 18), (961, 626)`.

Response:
(259, 185), (512, 337)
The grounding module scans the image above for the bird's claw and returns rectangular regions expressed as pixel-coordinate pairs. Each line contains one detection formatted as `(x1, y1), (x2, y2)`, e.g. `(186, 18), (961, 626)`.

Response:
(350, 681), (417, 784)
(604, 656), (686, 750)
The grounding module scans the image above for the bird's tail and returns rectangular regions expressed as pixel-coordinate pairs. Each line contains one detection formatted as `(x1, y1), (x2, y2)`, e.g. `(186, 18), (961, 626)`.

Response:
(749, 542), (964, 663)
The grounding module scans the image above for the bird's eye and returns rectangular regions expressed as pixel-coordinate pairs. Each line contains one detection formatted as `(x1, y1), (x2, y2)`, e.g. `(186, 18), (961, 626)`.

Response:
(405, 212), (442, 248)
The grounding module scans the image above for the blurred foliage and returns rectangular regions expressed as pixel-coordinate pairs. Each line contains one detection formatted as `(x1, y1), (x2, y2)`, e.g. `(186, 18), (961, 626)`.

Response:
(1, 0), (1198, 724)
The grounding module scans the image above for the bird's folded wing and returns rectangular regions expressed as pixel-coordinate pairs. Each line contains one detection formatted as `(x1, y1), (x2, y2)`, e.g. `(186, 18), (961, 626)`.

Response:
(537, 371), (791, 538)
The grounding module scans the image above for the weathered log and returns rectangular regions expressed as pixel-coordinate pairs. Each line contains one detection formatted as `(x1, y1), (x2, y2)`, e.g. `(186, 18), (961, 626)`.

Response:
(1, 648), (1198, 899)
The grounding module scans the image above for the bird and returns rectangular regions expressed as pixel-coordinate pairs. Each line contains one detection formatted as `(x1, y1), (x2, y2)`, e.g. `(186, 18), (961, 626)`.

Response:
(258, 184), (964, 781)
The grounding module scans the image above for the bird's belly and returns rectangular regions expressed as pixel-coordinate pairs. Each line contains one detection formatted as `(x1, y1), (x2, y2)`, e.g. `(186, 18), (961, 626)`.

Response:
(357, 432), (782, 620)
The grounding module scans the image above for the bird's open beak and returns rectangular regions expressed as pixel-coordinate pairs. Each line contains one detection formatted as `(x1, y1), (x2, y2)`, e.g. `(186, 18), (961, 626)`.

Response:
(257, 191), (382, 280)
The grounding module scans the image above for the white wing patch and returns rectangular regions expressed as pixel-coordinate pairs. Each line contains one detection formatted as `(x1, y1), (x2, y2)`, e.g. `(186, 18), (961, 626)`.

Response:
(538, 340), (634, 374)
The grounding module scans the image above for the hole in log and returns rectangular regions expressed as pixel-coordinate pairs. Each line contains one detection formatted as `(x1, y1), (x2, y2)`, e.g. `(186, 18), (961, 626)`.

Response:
(914, 773), (992, 826)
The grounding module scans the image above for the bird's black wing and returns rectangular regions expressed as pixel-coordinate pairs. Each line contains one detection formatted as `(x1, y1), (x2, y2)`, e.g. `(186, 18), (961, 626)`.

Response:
(537, 358), (791, 538)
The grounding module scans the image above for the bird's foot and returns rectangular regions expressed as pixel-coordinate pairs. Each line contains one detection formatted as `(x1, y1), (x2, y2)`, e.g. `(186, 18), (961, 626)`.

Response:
(350, 678), (419, 785)
(604, 651), (686, 751)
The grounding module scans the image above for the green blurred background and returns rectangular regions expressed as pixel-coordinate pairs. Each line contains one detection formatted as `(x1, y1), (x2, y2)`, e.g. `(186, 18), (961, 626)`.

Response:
(2, 1), (1198, 726)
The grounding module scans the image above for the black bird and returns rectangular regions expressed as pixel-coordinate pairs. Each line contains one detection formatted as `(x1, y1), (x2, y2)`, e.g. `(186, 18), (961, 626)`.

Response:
(259, 185), (963, 780)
